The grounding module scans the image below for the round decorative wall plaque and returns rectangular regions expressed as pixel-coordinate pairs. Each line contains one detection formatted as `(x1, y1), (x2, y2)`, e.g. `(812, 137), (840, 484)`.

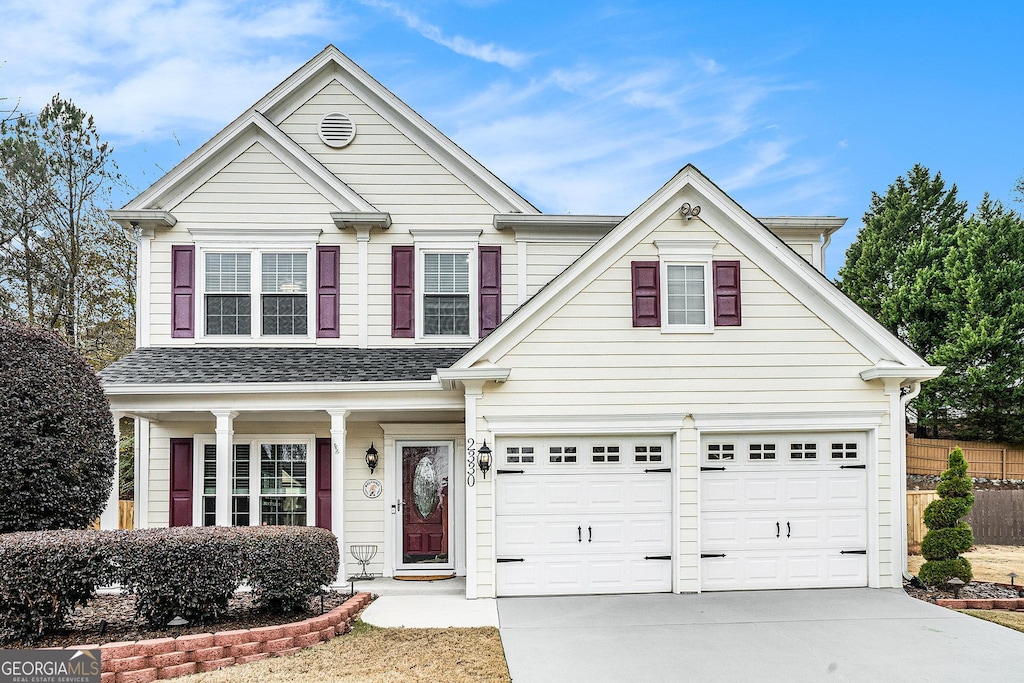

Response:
(363, 479), (383, 499)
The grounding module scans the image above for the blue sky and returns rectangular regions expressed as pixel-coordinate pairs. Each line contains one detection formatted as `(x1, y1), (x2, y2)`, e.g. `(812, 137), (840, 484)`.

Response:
(3, 0), (1022, 277)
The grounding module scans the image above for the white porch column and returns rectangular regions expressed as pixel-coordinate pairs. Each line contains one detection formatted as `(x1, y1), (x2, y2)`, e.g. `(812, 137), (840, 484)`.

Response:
(213, 410), (237, 526)
(463, 380), (486, 599)
(99, 412), (123, 530)
(328, 409), (349, 577)
(135, 417), (151, 529)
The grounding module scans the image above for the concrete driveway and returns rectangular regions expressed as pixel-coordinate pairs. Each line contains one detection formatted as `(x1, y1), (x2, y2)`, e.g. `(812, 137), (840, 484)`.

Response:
(497, 589), (1024, 682)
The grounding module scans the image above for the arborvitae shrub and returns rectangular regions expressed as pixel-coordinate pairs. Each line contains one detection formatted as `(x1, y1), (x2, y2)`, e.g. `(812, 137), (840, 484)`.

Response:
(918, 447), (974, 586)
(0, 322), (115, 531)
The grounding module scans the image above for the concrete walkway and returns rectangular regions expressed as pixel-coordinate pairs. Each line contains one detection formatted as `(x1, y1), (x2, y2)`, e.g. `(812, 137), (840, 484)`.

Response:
(498, 589), (1024, 682)
(358, 576), (500, 628)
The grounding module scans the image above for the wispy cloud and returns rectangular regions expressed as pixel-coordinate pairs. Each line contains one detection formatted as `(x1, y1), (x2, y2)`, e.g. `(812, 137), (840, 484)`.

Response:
(358, 0), (528, 68)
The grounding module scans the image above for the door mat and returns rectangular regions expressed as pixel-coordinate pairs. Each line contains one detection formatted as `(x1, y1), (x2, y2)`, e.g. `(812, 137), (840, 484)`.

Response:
(393, 573), (457, 581)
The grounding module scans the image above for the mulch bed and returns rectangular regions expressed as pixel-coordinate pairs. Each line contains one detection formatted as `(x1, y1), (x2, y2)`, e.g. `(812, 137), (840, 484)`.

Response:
(15, 589), (355, 649)
(904, 578), (1024, 604)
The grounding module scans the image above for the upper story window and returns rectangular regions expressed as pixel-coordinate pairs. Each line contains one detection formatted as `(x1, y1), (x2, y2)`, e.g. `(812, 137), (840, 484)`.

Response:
(202, 250), (311, 338)
(666, 264), (707, 326)
(423, 252), (470, 336)
(261, 253), (308, 335)
(205, 253), (252, 335)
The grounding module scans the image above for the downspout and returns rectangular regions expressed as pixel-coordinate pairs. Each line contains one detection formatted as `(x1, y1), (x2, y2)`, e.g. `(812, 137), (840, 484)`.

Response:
(899, 381), (923, 580)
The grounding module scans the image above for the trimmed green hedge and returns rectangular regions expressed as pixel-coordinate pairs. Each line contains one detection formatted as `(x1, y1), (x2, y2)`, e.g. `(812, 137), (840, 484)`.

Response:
(0, 530), (109, 644)
(241, 526), (340, 613)
(0, 526), (340, 642)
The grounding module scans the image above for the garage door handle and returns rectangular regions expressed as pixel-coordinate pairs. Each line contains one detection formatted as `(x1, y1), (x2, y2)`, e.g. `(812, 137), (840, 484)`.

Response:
(645, 468), (672, 473)
(840, 464), (866, 469)
(578, 526), (582, 543)
(776, 522), (780, 538)
(787, 522), (791, 538)
(701, 553), (727, 558)
(497, 469), (525, 474)
(645, 555), (671, 560)
(497, 558), (525, 563)
(701, 466), (726, 471)
(840, 550), (867, 555)
(588, 526), (592, 543)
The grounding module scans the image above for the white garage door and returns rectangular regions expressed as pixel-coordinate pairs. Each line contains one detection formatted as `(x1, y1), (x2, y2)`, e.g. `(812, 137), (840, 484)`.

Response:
(496, 437), (673, 596)
(700, 433), (868, 591)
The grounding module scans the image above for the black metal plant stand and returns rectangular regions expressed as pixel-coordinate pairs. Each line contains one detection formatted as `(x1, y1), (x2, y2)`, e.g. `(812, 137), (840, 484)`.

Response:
(350, 544), (378, 580)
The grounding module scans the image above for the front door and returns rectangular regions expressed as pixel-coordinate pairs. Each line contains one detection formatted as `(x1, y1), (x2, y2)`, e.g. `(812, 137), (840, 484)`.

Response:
(399, 443), (453, 569)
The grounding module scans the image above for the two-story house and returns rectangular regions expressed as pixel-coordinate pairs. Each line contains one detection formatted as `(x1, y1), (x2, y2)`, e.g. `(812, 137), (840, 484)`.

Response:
(100, 45), (940, 599)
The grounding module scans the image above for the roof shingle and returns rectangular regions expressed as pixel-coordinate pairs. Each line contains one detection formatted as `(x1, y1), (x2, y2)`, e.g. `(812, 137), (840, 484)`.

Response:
(100, 347), (468, 385)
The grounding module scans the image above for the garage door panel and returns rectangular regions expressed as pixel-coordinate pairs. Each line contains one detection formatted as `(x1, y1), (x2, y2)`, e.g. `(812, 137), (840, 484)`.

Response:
(701, 472), (866, 512)
(702, 550), (867, 591)
(497, 517), (583, 555)
(702, 512), (785, 549)
(586, 514), (673, 551)
(497, 555), (672, 596)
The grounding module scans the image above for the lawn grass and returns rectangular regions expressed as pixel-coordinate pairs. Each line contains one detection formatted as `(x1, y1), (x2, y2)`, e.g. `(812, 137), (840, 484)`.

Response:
(908, 544), (1024, 583)
(179, 621), (511, 683)
(959, 609), (1024, 634)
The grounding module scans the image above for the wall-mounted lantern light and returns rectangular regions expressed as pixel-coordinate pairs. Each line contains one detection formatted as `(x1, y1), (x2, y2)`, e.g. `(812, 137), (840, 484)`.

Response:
(365, 442), (379, 474)
(478, 440), (492, 479)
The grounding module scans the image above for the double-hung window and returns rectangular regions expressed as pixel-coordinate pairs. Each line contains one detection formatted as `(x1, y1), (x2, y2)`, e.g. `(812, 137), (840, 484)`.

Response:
(423, 252), (470, 336)
(261, 253), (307, 335)
(656, 240), (716, 333)
(205, 253), (251, 335)
(197, 437), (310, 527)
(202, 250), (310, 338)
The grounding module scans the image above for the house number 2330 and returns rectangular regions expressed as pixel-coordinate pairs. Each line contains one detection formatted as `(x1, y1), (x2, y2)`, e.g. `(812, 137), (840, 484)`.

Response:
(466, 437), (477, 488)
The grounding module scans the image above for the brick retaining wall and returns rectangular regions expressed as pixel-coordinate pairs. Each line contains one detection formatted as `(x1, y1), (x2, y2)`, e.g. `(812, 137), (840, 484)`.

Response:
(51, 592), (371, 683)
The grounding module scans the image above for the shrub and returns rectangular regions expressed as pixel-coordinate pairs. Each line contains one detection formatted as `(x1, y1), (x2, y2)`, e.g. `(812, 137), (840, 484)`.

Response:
(109, 528), (246, 627)
(918, 447), (975, 587)
(0, 530), (109, 644)
(242, 526), (339, 612)
(0, 322), (115, 532)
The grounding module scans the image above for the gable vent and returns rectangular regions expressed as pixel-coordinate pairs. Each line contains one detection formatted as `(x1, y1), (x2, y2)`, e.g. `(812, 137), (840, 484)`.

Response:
(318, 112), (356, 148)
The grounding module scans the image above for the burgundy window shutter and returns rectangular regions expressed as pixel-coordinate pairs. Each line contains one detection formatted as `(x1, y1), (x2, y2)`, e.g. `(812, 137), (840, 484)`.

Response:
(478, 246), (502, 337)
(315, 438), (332, 531)
(171, 245), (195, 338)
(713, 260), (742, 326)
(391, 246), (415, 338)
(169, 438), (194, 527)
(631, 261), (661, 327)
(316, 246), (341, 338)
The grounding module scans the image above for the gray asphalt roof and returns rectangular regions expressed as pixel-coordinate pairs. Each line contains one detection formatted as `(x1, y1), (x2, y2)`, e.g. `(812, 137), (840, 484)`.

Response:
(100, 347), (469, 384)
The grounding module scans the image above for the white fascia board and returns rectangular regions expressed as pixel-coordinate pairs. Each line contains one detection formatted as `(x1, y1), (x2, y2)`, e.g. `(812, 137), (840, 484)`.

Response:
(494, 214), (621, 243)
(484, 413), (688, 435)
(122, 112), (374, 213)
(693, 410), (888, 433)
(257, 45), (540, 216)
(456, 164), (931, 370)
(859, 364), (945, 382)
(436, 366), (510, 390)
(331, 211), (392, 229)
(758, 216), (848, 237)
(102, 379), (444, 396)
(107, 210), (176, 230)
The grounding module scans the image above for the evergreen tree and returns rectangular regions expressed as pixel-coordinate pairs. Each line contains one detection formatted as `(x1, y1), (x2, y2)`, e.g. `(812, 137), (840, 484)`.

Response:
(838, 165), (966, 435)
(933, 197), (1024, 442)
(918, 447), (974, 587)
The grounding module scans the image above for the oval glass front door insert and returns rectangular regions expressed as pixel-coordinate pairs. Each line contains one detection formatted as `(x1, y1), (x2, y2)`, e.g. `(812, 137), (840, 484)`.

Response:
(413, 456), (438, 519)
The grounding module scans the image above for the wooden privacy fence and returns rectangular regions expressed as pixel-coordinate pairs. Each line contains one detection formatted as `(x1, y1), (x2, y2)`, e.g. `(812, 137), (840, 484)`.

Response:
(89, 500), (135, 530)
(907, 490), (1024, 549)
(906, 437), (1024, 479)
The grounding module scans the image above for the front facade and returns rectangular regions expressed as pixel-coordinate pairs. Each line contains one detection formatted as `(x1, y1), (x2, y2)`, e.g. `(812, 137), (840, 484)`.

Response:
(101, 46), (940, 598)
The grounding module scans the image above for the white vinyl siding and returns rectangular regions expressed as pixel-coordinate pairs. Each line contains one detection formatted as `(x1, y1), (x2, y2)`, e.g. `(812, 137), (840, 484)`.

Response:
(525, 241), (594, 299)
(473, 214), (895, 596)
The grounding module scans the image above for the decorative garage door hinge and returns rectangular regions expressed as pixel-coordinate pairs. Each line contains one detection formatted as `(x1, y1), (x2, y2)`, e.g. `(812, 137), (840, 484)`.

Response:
(700, 466), (727, 471)
(701, 553), (727, 558)
(496, 557), (525, 563)
(839, 464), (866, 469)
(645, 467), (672, 473)
(644, 555), (672, 560)
(496, 469), (525, 474)
(840, 550), (867, 555)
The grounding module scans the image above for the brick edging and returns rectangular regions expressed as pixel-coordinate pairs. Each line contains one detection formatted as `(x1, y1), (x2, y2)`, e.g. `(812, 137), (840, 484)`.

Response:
(935, 597), (1024, 610)
(57, 592), (372, 683)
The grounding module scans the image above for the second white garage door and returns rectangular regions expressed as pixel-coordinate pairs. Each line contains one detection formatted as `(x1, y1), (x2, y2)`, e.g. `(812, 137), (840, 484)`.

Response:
(700, 432), (869, 591)
(495, 437), (673, 596)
